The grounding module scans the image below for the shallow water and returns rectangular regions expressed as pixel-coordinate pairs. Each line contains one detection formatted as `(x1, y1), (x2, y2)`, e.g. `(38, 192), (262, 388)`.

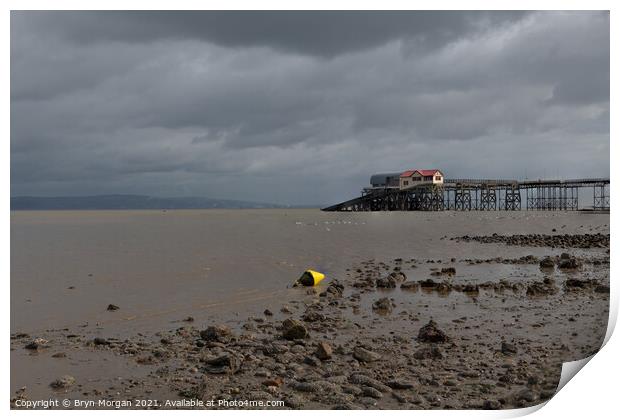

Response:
(11, 209), (609, 335)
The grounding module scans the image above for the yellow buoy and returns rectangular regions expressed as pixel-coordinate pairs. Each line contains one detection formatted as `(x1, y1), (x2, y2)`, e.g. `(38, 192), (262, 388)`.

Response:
(298, 270), (326, 286)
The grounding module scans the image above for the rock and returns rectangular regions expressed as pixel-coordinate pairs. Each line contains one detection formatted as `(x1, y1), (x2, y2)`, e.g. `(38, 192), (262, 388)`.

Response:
(315, 342), (333, 360)
(400, 281), (419, 291)
(353, 346), (381, 363)
(200, 325), (233, 343)
(372, 297), (393, 312)
(539, 257), (555, 269)
(501, 342), (517, 355)
(51, 352), (67, 358)
(413, 345), (444, 360)
(388, 271), (407, 283)
(558, 257), (581, 270)
(303, 311), (326, 322)
(386, 380), (415, 390)
(441, 267), (456, 275)
(93, 337), (110, 346)
(25, 338), (49, 350)
(262, 377), (283, 387)
(376, 277), (396, 288)
(361, 386), (383, 399)
(282, 319), (308, 340)
(483, 400), (502, 410)
(50, 375), (75, 389)
(526, 280), (558, 296)
(565, 278), (594, 289)
(348, 374), (391, 391)
(418, 320), (449, 343)
(324, 280), (345, 297)
(106, 304), (120, 311)
(595, 285), (610, 294)
(182, 316), (194, 322)
(203, 352), (243, 374)
(264, 309), (273, 316)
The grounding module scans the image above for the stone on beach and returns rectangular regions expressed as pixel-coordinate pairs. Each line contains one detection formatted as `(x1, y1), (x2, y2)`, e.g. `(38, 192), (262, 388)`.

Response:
(200, 325), (233, 343)
(282, 319), (308, 340)
(50, 375), (75, 389)
(353, 346), (382, 363)
(418, 320), (449, 343)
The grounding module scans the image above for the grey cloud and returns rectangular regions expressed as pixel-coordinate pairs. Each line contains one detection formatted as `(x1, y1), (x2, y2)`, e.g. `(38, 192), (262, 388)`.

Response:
(12, 11), (526, 57)
(10, 11), (609, 205)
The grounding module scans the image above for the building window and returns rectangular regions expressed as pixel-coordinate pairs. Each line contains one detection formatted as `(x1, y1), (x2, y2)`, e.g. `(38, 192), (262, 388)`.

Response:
(403, 180), (409, 186)
(435, 175), (442, 181)
(413, 177), (422, 181)
(424, 176), (433, 181)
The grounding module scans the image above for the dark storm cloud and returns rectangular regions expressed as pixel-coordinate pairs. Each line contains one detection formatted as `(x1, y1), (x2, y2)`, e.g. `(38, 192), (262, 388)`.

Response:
(10, 11), (609, 205)
(11, 11), (525, 57)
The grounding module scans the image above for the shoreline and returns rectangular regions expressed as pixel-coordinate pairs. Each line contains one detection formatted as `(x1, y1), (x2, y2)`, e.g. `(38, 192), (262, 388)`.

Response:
(11, 232), (610, 410)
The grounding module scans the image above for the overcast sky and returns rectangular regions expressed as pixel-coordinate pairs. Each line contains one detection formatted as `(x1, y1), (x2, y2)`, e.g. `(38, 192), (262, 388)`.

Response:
(11, 11), (609, 205)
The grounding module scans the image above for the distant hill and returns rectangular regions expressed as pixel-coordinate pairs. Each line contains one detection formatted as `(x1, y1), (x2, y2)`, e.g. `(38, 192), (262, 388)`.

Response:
(10, 195), (289, 210)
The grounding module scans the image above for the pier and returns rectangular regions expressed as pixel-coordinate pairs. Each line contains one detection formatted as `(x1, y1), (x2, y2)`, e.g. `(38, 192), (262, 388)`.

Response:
(322, 178), (610, 212)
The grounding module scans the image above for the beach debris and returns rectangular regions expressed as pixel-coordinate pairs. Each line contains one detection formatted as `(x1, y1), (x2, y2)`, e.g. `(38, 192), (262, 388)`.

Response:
(282, 319), (308, 340)
(263, 309), (273, 316)
(106, 304), (120, 311)
(50, 375), (75, 389)
(418, 320), (449, 343)
(297, 270), (326, 286)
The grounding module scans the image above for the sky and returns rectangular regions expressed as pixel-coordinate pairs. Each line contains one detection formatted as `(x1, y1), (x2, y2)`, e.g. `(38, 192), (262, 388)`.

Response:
(10, 11), (610, 205)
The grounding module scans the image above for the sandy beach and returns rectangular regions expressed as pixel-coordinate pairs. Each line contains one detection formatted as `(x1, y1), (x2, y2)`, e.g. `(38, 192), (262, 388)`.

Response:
(10, 209), (610, 409)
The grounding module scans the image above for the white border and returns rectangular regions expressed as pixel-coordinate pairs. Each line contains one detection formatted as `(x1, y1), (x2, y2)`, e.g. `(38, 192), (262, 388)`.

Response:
(3, 2), (616, 420)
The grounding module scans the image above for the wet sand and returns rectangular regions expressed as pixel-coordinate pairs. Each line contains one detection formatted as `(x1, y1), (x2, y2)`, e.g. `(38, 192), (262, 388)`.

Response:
(10, 210), (610, 409)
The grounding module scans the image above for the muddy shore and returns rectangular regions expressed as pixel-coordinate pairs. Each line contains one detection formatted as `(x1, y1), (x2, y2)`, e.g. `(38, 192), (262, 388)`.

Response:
(11, 228), (609, 410)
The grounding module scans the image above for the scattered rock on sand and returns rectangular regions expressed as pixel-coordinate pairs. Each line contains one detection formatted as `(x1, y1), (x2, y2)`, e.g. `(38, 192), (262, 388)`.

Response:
(50, 375), (75, 389)
(558, 254), (582, 269)
(203, 352), (243, 374)
(376, 277), (396, 288)
(413, 345), (444, 360)
(501, 342), (518, 355)
(353, 346), (382, 363)
(539, 257), (555, 269)
(93, 337), (110, 346)
(200, 325), (233, 343)
(315, 342), (333, 360)
(106, 304), (120, 311)
(282, 319), (308, 340)
(388, 272), (407, 283)
(418, 320), (449, 343)
(25, 338), (49, 350)
(400, 280), (419, 291)
(372, 297), (393, 312)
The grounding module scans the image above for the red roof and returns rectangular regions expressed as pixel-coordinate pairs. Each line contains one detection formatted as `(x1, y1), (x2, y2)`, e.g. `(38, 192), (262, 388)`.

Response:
(400, 169), (442, 178)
